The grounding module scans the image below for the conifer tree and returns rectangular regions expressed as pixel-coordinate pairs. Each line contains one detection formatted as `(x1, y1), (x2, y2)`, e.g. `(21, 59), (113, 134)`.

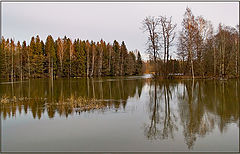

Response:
(0, 38), (6, 78)
(120, 41), (128, 76)
(0, 36), (144, 79)
(113, 40), (120, 76)
(45, 35), (56, 78)
(35, 35), (44, 77)
(21, 41), (28, 79)
(136, 51), (143, 75)
(56, 37), (64, 76)
(10, 39), (15, 81)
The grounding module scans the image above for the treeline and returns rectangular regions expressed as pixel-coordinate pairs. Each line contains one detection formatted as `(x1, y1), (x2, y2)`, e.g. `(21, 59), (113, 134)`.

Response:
(0, 36), (143, 80)
(142, 7), (239, 79)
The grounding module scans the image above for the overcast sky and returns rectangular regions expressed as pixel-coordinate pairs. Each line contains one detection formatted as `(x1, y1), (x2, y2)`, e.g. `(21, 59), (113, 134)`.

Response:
(2, 2), (239, 60)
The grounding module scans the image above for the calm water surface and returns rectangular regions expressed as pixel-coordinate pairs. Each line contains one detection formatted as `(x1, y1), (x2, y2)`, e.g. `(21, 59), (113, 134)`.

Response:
(0, 75), (239, 152)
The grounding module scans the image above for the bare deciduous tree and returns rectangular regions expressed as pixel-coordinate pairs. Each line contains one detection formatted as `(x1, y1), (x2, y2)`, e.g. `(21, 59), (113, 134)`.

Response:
(142, 16), (161, 76)
(159, 16), (177, 76)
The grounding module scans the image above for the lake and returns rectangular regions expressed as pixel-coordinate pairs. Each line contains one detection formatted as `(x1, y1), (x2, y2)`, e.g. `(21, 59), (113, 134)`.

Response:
(0, 75), (239, 152)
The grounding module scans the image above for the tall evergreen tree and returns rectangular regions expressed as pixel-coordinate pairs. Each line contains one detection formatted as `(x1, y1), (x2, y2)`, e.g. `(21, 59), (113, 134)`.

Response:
(45, 35), (56, 78)
(120, 41), (128, 76)
(136, 51), (143, 75)
(112, 40), (120, 76)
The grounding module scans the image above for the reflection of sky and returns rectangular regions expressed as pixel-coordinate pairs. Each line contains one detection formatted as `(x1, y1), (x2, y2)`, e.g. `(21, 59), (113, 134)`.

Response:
(2, 2), (239, 60)
(2, 81), (239, 152)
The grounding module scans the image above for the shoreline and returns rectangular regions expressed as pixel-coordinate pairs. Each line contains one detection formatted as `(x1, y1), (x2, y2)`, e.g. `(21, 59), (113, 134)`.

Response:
(150, 74), (240, 80)
(0, 74), (239, 82)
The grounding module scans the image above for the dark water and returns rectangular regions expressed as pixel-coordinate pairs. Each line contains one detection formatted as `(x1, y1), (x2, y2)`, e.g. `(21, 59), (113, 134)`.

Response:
(0, 75), (239, 152)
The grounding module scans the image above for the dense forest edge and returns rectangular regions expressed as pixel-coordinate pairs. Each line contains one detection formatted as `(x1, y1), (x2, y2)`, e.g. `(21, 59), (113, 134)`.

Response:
(0, 7), (239, 81)
(0, 37), (143, 80)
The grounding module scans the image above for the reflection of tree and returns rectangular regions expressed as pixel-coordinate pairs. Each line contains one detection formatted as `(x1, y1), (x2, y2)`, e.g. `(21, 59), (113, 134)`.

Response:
(1, 78), (239, 150)
(161, 82), (178, 140)
(178, 80), (203, 149)
(145, 81), (160, 140)
(177, 79), (239, 149)
(144, 80), (178, 140)
(143, 79), (239, 150)
(0, 77), (145, 119)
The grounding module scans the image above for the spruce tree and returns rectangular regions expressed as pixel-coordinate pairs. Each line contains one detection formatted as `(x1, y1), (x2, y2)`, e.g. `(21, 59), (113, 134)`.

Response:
(136, 51), (143, 75)
(112, 40), (120, 76)
(45, 35), (56, 78)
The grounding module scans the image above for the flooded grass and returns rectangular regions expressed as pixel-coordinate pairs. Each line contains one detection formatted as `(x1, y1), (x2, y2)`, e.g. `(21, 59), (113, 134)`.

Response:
(0, 95), (110, 114)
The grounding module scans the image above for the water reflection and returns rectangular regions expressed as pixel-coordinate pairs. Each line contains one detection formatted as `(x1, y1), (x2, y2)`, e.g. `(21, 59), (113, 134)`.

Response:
(0, 77), (239, 150)
(145, 79), (239, 149)
(144, 80), (178, 141)
(0, 77), (145, 119)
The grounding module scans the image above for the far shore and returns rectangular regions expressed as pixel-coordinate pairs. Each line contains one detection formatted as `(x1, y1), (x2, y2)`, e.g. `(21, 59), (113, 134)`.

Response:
(147, 74), (240, 80)
(0, 74), (239, 83)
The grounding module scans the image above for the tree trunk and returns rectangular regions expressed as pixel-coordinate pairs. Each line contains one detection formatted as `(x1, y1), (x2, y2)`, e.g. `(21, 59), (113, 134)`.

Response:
(166, 42), (169, 76)
(4, 46), (8, 79)
(99, 47), (103, 76)
(91, 50), (95, 77)
(11, 47), (14, 82)
(109, 48), (111, 75)
(219, 46), (222, 78)
(213, 46), (216, 77)
(92, 79), (95, 99)
(87, 48), (89, 77)
(235, 38), (238, 77)
(69, 44), (72, 78)
(28, 51), (30, 78)
(121, 53), (123, 76)
(51, 58), (54, 80)
(190, 48), (194, 79)
(49, 56), (51, 78)
(163, 37), (166, 76)
(153, 48), (157, 77)
(87, 77), (89, 97)
(222, 34), (225, 78)
(61, 61), (63, 77)
(20, 49), (23, 81)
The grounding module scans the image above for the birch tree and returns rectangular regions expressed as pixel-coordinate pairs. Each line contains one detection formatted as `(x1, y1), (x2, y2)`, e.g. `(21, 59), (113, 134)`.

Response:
(179, 7), (198, 79)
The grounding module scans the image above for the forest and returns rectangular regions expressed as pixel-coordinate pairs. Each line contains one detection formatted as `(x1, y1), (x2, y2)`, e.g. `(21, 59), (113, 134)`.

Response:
(0, 37), (143, 80)
(142, 7), (239, 79)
